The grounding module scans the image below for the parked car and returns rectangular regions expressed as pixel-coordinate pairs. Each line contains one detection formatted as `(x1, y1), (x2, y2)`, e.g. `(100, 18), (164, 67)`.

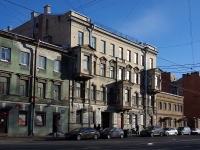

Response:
(65, 127), (100, 140)
(177, 126), (191, 135)
(163, 128), (178, 136)
(100, 127), (124, 139)
(191, 128), (200, 135)
(140, 126), (164, 137)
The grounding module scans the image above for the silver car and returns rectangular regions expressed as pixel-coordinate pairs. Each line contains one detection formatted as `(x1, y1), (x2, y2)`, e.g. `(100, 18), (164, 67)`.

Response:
(177, 126), (191, 135)
(163, 128), (178, 136)
(191, 128), (200, 135)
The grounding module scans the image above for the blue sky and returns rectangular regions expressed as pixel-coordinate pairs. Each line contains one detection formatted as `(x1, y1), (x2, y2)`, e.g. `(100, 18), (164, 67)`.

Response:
(0, 0), (200, 79)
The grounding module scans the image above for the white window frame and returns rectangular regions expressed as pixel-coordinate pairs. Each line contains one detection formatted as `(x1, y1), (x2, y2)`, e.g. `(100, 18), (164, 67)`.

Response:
(39, 56), (46, 69)
(134, 73), (138, 84)
(110, 44), (114, 56)
(150, 58), (153, 69)
(91, 36), (96, 49)
(78, 31), (83, 45)
(100, 64), (105, 76)
(101, 40), (105, 53)
(118, 68), (123, 80)
(125, 89), (129, 102)
(127, 50), (130, 61)
(100, 87), (104, 100)
(84, 55), (89, 70)
(110, 66), (114, 78)
(54, 60), (60, 72)
(119, 47), (123, 59)
(21, 51), (29, 66)
(1, 47), (11, 62)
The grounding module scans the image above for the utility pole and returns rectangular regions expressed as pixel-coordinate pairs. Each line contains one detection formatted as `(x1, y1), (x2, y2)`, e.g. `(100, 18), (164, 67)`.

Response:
(32, 39), (40, 136)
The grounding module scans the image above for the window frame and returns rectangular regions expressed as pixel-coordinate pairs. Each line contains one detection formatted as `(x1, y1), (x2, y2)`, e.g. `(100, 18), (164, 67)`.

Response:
(91, 36), (96, 49)
(78, 31), (83, 45)
(53, 84), (60, 100)
(21, 51), (29, 66)
(119, 47), (123, 59)
(35, 112), (46, 126)
(38, 56), (46, 69)
(20, 79), (28, 96)
(1, 47), (11, 62)
(38, 82), (45, 99)
(84, 55), (89, 70)
(141, 55), (144, 66)
(125, 89), (129, 102)
(100, 87), (105, 101)
(150, 58), (153, 69)
(127, 50), (131, 62)
(18, 111), (27, 126)
(0, 76), (9, 94)
(110, 66), (114, 78)
(100, 63), (105, 76)
(118, 68), (123, 80)
(54, 60), (61, 72)
(134, 53), (138, 64)
(101, 40), (105, 53)
(110, 44), (115, 56)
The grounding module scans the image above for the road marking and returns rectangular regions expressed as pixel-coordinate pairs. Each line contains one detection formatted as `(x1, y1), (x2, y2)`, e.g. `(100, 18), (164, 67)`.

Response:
(147, 143), (153, 145)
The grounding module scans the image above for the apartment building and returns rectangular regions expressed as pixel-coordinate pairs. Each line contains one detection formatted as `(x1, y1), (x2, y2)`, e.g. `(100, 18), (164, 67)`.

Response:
(156, 92), (185, 128)
(0, 30), (69, 135)
(12, 5), (161, 131)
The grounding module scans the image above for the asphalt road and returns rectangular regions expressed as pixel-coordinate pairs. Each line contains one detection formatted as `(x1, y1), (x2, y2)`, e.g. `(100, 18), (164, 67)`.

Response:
(0, 135), (200, 150)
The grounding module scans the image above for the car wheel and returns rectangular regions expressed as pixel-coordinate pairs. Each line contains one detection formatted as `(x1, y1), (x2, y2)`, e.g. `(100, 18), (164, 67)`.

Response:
(107, 134), (111, 139)
(77, 135), (81, 141)
(120, 134), (124, 138)
(174, 132), (177, 136)
(188, 132), (191, 135)
(181, 133), (184, 136)
(151, 133), (154, 137)
(160, 132), (163, 137)
(166, 132), (169, 136)
(94, 134), (98, 140)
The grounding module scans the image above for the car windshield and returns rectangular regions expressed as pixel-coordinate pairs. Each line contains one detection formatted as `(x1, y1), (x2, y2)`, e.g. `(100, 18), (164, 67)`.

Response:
(164, 128), (169, 130)
(178, 127), (184, 130)
(102, 128), (111, 132)
(70, 128), (84, 132)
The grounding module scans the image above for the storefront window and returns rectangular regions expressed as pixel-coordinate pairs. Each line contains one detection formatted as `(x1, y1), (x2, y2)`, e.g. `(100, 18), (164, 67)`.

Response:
(35, 113), (46, 126)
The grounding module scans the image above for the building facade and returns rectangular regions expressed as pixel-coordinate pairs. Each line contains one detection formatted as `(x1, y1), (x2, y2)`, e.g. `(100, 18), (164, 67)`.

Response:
(155, 92), (185, 128)
(0, 30), (69, 135)
(12, 5), (161, 131)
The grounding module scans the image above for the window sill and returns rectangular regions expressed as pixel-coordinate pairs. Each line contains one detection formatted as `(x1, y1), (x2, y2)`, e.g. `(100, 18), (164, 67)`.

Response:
(53, 71), (61, 74)
(19, 64), (29, 69)
(38, 67), (46, 71)
(100, 52), (106, 55)
(109, 55), (115, 57)
(0, 60), (11, 64)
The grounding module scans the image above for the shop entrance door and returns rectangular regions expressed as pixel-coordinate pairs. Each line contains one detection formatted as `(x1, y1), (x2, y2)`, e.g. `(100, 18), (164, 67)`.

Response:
(53, 113), (61, 133)
(0, 111), (7, 133)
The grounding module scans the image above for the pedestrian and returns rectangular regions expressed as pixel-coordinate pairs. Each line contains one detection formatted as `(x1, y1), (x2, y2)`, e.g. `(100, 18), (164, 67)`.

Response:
(53, 123), (58, 138)
(94, 123), (97, 129)
(136, 124), (139, 135)
(96, 124), (101, 132)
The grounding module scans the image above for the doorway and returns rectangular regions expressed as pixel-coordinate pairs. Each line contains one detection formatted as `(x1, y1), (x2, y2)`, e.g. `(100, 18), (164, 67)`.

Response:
(101, 112), (109, 129)
(0, 111), (8, 133)
(53, 113), (61, 133)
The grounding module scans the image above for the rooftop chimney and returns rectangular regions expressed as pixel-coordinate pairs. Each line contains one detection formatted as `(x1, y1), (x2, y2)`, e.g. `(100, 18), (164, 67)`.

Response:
(7, 26), (12, 32)
(44, 5), (51, 15)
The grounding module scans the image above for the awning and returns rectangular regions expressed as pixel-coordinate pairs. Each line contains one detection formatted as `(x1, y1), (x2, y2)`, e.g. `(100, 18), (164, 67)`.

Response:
(162, 117), (172, 120)
(177, 117), (188, 122)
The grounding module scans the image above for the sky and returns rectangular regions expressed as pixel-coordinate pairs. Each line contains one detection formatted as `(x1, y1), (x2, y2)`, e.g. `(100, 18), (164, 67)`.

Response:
(0, 0), (200, 79)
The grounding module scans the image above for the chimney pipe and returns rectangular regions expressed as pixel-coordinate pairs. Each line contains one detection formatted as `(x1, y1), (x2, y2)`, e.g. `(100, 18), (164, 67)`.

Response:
(7, 26), (12, 32)
(44, 5), (51, 15)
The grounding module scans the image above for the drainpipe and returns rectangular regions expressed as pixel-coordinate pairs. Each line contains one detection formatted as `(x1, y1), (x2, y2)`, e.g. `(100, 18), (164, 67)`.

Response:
(142, 46), (148, 127)
(31, 39), (40, 136)
(86, 23), (94, 128)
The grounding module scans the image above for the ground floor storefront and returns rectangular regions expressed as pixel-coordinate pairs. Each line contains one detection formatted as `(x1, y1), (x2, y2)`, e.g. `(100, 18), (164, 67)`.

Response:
(0, 101), (69, 136)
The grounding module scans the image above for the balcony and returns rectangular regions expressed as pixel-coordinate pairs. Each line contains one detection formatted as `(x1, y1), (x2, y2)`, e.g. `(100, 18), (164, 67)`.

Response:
(148, 68), (162, 94)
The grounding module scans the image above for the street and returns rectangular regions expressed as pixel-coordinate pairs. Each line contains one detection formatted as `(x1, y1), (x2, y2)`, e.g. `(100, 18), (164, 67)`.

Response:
(0, 135), (200, 150)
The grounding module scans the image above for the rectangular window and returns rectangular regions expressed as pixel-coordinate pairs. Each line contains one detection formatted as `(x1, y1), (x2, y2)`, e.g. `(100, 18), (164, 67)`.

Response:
(118, 68), (123, 80)
(126, 71), (131, 81)
(0, 77), (9, 94)
(110, 67), (114, 78)
(110, 44), (114, 56)
(141, 55), (144, 66)
(76, 83), (81, 97)
(54, 85), (60, 100)
(91, 36), (96, 49)
(21, 52), (29, 66)
(133, 93), (138, 105)
(100, 87), (104, 100)
(39, 56), (46, 69)
(18, 111), (27, 126)
(100, 64), (105, 76)
(150, 58), (153, 69)
(38, 82), (45, 98)
(119, 47), (123, 59)
(78, 31), (83, 45)
(84, 55), (89, 70)
(91, 85), (95, 100)
(54, 60), (60, 72)
(134, 73), (138, 84)
(164, 103), (166, 110)
(93, 61), (96, 75)
(101, 40), (105, 53)
(125, 89), (129, 102)
(117, 89), (120, 103)
(35, 113), (46, 126)
(20, 80), (28, 96)
(1, 47), (11, 62)
(127, 50), (131, 61)
(134, 53), (138, 64)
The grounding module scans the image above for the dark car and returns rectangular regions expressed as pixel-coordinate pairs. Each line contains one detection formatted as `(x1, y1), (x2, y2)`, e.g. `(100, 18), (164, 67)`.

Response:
(177, 127), (191, 135)
(100, 127), (124, 139)
(65, 127), (100, 140)
(140, 126), (164, 137)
